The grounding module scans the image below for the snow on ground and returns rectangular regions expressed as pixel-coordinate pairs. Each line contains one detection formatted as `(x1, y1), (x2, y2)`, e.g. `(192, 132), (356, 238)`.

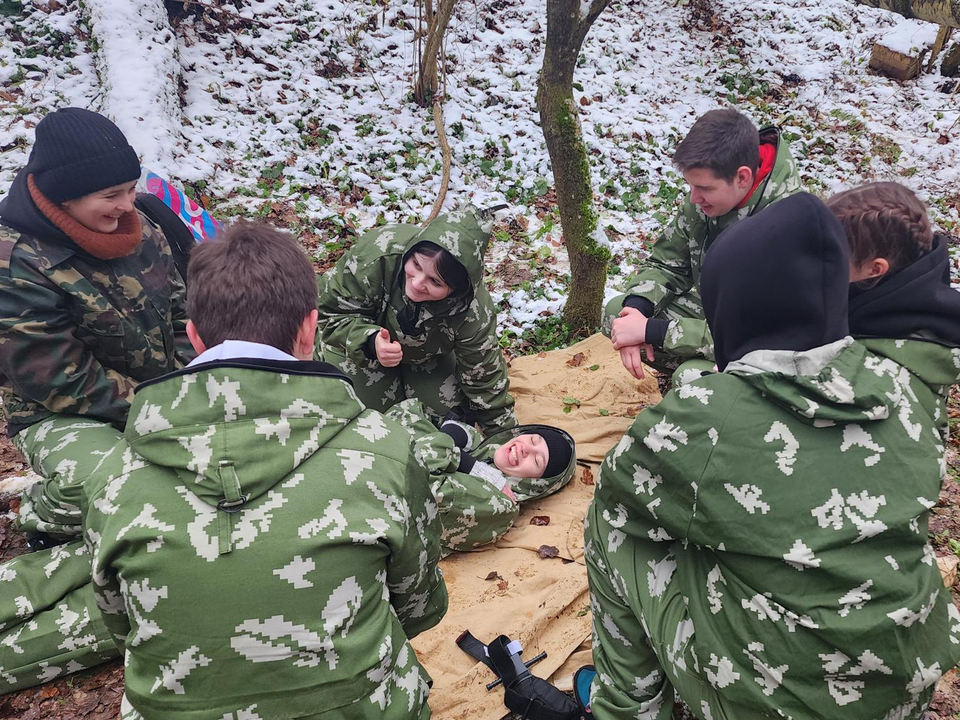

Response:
(1, 0), (959, 341)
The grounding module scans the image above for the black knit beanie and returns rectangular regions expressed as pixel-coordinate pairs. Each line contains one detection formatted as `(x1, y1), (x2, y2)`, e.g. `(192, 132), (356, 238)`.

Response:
(27, 108), (141, 204)
(530, 428), (573, 479)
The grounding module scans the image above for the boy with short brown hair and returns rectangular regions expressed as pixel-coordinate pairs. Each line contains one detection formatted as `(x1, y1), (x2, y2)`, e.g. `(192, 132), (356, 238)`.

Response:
(606, 108), (801, 378)
(85, 220), (448, 719)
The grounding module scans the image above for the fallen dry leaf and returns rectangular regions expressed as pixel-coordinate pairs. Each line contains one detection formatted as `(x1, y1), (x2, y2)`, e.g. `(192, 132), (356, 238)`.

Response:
(530, 516), (550, 526)
(938, 555), (959, 587)
(580, 467), (595, 485)
(537, 545), (560, 559)
(484, 571), (501, 581)
(566, 352), (586, 367)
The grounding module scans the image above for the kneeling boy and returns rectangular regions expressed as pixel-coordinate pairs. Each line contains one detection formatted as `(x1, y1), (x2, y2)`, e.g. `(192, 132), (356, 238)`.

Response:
(84, 221), (447, 719)
(607, 108), (800, 377)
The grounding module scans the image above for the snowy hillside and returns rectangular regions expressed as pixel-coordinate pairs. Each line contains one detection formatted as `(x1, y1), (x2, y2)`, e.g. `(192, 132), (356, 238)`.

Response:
(2, 0), (959, 343)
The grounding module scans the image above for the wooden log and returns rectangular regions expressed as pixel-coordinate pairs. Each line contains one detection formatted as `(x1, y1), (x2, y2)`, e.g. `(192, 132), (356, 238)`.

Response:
(869, 42), (926, 80)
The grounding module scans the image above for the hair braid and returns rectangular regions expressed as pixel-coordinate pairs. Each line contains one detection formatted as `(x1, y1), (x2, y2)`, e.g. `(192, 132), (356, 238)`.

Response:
(825, 182), (933, 273)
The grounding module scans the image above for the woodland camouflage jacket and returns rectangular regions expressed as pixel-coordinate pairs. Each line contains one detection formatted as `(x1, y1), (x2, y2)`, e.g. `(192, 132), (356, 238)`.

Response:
(622, 128), (802, 358)
(316, 211), (515, 434)
(591, 338), (960, 718)
(0, 212), (190, 436)
(84, 358), (447, 719)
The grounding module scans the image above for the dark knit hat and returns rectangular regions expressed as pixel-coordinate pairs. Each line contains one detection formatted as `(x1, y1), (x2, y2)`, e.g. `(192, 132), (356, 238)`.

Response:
(27, 108), (141, 204)
(529, 428), (573, 479)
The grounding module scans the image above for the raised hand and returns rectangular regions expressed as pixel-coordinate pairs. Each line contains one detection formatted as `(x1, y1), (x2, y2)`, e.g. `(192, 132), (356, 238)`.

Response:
(375, 328), (403, 367)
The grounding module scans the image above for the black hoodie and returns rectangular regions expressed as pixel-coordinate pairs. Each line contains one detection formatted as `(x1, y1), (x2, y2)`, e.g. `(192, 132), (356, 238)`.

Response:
(0, 168), (75, 247)
(849, 235), (960, 347)
(700, 193), (851, 371)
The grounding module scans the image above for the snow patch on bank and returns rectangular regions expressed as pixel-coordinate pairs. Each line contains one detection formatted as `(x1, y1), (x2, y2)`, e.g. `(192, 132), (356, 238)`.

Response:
(81, 0), (185, 175)
(1, 0), (959, 338)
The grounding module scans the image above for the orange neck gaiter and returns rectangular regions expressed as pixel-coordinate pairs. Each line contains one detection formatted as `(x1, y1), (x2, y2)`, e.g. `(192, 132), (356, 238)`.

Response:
(28, 174), (142, 260)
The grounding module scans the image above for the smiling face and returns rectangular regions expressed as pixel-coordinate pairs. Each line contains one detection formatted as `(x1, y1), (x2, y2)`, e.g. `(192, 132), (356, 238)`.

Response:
(61, 181), (138, 233)
(403, 251), (452, 302)
(682, 166), (753, 218)
(493, 433), (550, 479)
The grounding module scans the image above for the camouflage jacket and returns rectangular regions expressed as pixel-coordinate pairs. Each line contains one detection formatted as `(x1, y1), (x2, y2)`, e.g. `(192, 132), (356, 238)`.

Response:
(860, 338), (960, 441)
(316, 211), (516, 435)
(623, 128), (802, 358)
(591, 338), (960, 718)
(0, 212), (191, 436)
(83, 358), (448, 719)
(385, 399), (577, 552)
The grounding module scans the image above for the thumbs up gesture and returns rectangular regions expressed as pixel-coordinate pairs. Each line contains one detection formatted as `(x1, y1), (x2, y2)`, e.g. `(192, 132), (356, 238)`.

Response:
(374, 328), (403, 367)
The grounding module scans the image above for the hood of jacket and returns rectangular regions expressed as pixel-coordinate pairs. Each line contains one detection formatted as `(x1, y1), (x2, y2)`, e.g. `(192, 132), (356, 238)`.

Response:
(0, 166), (75, 247)
(702, 193), (850, 370)
(849, 234), (960, 348)
(397, 209), (491, 316)
(726, 337), (905, 425)
(125, 359), (362, 509)
(743, 127), (797, 215)
(477, 423), (577, 502)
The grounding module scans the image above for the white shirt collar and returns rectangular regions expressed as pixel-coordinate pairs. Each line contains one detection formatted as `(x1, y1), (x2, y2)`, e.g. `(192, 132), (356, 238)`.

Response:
(187, 340), (298, 367)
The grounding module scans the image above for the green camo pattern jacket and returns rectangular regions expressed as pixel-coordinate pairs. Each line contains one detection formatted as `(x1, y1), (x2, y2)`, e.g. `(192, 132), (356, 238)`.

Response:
(386, 399), (577, 552)
(623, 128), (802, 358)
(84, 359), (448, 719)
(0, 212), (190, 435)
(591, 337), (960, 718)
(316, 210), (516, 434)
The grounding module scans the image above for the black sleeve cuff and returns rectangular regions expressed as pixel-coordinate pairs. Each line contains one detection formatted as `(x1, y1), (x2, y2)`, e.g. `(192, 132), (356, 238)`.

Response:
(439, 422), (470, 450)
(457, 450), (477, 474)
(645, 318), (670, 349)
(623, 295), (655, 317)
(362, 332), (378, 360)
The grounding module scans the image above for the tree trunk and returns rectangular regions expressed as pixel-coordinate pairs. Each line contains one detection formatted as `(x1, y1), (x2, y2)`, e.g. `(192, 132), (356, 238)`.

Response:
(536, 0), (612, 333)
(854, 0), (960, 28)
(414, 0), (455, 107)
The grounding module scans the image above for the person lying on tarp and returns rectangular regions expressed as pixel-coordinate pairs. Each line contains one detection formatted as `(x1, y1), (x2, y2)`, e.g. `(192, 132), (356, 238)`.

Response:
(385, 399), (576, 554)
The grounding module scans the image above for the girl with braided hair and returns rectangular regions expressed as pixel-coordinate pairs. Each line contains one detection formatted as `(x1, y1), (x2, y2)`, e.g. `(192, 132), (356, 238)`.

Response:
(826, 181), (960, 437)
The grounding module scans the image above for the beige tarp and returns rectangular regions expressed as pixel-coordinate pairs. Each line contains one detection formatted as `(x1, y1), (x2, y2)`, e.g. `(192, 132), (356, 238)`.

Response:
(415, 333), (661, 720)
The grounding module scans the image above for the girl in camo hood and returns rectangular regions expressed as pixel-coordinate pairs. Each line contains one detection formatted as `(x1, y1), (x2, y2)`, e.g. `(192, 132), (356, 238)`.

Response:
(316, 209), (517, 435)
(386, 399), (576, 554)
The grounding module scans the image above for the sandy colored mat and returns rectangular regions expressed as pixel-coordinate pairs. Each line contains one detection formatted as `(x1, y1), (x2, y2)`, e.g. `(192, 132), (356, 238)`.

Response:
(416, 334), (660, 720)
